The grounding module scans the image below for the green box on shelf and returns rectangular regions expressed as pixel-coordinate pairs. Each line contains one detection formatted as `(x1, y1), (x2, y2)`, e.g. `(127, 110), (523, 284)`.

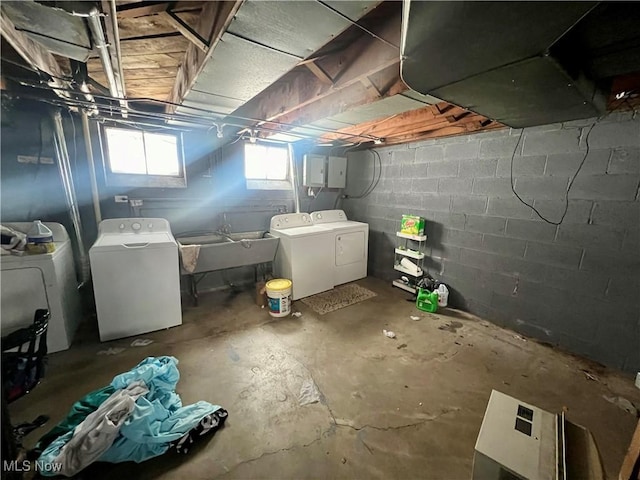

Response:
(400, 215), (425, 236)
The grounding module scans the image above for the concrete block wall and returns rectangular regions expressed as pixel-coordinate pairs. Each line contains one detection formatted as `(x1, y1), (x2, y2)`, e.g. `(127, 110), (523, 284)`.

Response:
(343, 113), (640, 372)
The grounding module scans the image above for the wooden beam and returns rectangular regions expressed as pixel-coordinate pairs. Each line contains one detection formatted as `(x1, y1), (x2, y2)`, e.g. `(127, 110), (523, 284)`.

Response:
(233, 7), (401, 127)
(117, 2), (170, 18)
(161, 11), (208, 52)
(168, 0), (244, 105)
(0, 11), (69, 97)
(360, 76), (382, 99)
(263, 65), (405, 136)
(304, 60), (333, 86)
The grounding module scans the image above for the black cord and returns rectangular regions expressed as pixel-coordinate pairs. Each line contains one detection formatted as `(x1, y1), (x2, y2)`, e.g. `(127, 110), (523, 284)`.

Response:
(509, 122), (597, 225)
(349, 149), (381, 199)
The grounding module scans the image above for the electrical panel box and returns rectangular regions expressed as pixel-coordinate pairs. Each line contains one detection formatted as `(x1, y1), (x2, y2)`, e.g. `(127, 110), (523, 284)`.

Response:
(327, 156), (347, 188)
(303, 154), (325, 187)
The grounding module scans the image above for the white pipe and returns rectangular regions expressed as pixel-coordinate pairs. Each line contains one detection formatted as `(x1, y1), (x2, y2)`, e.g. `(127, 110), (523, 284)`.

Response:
(81, 112), (102, 225)
(87, 9), (118, 98)
(52, 111), (90, 284)
(288, 143), (300, 213)
(108, 0), (126, 98)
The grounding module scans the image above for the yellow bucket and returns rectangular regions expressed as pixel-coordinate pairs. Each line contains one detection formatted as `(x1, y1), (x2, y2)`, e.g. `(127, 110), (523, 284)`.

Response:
(265, 279), (292, 317)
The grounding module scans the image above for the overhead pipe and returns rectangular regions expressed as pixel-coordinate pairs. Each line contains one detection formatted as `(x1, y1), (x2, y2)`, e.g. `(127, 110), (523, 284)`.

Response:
(51, 110), (90, 285)
(81, 112), (102, 226)
(86, 8), (127, 114)
(107, 0), (127, 99)
(288, 143), (300, 213)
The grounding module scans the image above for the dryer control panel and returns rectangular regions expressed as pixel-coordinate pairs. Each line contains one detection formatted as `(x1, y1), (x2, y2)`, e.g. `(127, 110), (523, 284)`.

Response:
(311, 210), (347, 224)
(270, 213), (312, 230)
(97, 218), (172, 235)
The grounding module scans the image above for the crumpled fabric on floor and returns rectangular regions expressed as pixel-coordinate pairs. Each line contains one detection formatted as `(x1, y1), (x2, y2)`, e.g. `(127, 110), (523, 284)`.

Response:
(37, 356), (226, 476)
(171, 408), (229, 454)
(39, 381), (149, 477)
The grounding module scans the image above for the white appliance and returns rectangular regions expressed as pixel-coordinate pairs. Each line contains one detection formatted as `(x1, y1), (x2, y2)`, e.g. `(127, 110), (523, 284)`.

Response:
(269, 213), (335, 300)
(473, 390), (604, 480)
(1, 222), (81, 353)
(89, 218), (182, 342)
(310, 210), (368, 286)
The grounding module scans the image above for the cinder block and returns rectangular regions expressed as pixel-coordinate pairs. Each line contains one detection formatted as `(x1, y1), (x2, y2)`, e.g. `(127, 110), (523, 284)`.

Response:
(422, 193), (451, 212)
(479, 135), (521, 159)
(622, 228), (639, 253)
(605, 274), (640, 303)
(545, 266), (608, 298)
(383, 164), (401, 178)
(444, 140), (479, 160)
(589, 118), (640, 149)
(487, 197), (535, 219)
(489, 292), (539, 324)
(393, 149), (416, 164)
(402, 163), (428, 178)
(438, 177), (473, 194)
(590, 200), (640, 226)
(394, 193), (423, 209)
(451, 196), (487, 215)
(459, 158), (498, 178)
(570, 174), (639, 200)
(608, 147), (640, 174)
(464, 214), (506, 234)
(429, 244), (461, 263)
(472, 177), (514, 197)
(392, 178), (412, 192)
(433, 212), (466, 230)
(496, 155), (546, 177)
(427, 159), (459, 177)
(524, 241), (582, 268)
(544, 149), (609, 176)
(460, 248), (548, 282)
(506, 218), (557, 242)
(410, 178), (438, 193)
(443, 228), (483, 248)
(522, 128), (581, 156)
(556, 223), (626, 250)
(415, 145), (445, 162)
(513, 177), (570, 199)
(481, 234), (527, 257)
(531, 199), (592, 224)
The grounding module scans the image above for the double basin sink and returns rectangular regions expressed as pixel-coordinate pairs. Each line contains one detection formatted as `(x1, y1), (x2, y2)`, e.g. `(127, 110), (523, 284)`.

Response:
(176, 231), (279, 274)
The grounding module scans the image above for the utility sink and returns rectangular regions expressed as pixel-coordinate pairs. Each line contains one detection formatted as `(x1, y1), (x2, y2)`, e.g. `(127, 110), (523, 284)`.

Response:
(177, 231), (279, 274)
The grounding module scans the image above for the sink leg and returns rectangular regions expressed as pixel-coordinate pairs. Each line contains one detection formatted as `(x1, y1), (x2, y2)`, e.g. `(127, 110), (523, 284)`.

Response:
(190, 275), (198, 307)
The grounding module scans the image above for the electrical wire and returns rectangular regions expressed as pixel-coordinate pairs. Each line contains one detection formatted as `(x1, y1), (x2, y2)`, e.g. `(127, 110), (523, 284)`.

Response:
(509, 96), (639, 225)
(347, 149), (382, 199)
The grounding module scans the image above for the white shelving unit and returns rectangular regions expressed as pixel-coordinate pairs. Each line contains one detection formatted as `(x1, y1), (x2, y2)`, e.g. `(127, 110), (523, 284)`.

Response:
(392, 231), (427, 294)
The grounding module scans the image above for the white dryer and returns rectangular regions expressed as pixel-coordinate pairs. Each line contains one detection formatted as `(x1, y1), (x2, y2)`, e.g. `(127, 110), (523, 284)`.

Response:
(1, 222), (81, 353)
(311, 210), (368, 286)
(89, 218), (182, 341)
(269, 213), (335, 300)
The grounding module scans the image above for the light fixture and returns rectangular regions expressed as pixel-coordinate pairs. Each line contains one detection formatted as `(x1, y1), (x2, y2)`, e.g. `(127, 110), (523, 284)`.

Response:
(249, 129), (258, 144)
(615, 91), (627, 100)
(215, 123), (224, 139)
(373, 138), (384, 145)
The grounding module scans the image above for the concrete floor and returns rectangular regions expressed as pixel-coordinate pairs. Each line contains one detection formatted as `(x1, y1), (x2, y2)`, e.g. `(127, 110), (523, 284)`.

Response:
(10, 277), (640, 479)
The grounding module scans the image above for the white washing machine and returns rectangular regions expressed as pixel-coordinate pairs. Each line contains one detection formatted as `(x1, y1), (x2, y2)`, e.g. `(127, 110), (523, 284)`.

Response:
(269, 213), (335, 300)
(311, 210), (369, 286)
(89, 218), (182, 341)
(1, 222), (81, 353)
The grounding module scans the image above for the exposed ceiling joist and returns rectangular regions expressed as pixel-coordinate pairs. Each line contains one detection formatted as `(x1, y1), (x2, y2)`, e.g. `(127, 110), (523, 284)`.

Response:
(116, 2), (171, 18)
(304, 60), (333, 86)
(168, 0), (244, 106)
(232, 8), (401, 128)
(161, 10), (208, 52)
(0, 10), (69, 98)
(264, 64), (406, 135)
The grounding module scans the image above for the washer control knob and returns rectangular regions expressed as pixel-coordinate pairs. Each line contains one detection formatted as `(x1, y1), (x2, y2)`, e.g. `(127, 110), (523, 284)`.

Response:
(119, 223), (125, 230)
(148, 223), (153, 230)
(285, 217), (289, 223)
(316, 213), (322, 219)
(132, 222), (142, 231)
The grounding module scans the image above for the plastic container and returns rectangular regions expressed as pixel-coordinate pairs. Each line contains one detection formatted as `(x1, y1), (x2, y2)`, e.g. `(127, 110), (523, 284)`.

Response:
(436, 284), (449, 307)
(416, 288), (438, 313)
(266, 278), (292, 317)
(26, 220), (55, 254)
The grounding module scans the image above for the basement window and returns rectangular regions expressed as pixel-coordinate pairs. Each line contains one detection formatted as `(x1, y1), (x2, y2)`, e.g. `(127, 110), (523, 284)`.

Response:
(244, 142), (291, 190)
(101, 126), (186, 188)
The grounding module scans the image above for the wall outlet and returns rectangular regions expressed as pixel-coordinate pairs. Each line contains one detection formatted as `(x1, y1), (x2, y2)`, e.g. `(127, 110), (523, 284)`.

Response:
(114, 195), (128, 203)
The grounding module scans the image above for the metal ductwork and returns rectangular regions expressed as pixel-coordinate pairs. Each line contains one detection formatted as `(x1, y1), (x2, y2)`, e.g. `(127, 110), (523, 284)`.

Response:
(400, 1), (639, 128)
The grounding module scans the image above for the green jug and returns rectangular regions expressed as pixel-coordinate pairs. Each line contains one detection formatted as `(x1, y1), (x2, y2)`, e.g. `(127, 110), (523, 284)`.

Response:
(416, 288), (439, 313)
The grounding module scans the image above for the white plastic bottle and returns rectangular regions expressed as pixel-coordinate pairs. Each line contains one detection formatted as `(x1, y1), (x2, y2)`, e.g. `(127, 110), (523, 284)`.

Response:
(26, 220), (55, 254)
(437, 284), (449, 307)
